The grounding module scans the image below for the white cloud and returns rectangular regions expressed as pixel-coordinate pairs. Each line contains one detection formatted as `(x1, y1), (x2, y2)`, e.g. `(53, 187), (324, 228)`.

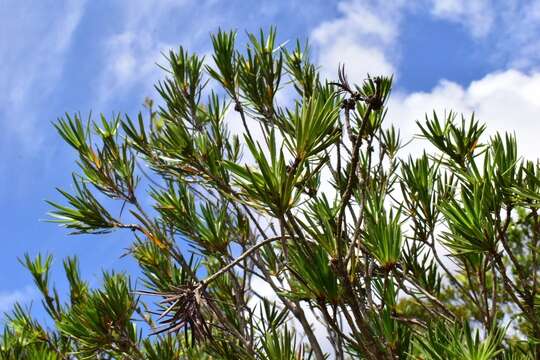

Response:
(387, 70), (540, 161)
(430, 0), (494, 37)
(307, 0), (540, 152)
(311, 0), (404, 84)
(312, 1), (398, 45)
(318, 40), (395, 84)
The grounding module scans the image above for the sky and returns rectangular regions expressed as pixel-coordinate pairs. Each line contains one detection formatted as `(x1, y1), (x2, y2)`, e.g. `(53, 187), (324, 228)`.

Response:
(2, 0), (540, 322)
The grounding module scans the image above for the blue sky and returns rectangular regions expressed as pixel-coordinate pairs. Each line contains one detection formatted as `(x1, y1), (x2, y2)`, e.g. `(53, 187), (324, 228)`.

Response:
(2, 0), (540, 320)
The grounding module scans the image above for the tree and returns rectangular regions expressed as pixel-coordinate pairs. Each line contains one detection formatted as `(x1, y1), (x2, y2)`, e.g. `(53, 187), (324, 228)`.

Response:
(3, 27), (540, 359)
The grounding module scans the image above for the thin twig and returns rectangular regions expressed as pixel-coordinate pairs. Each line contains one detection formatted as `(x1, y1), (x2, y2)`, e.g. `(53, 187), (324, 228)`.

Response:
(202, 235), (286, 287)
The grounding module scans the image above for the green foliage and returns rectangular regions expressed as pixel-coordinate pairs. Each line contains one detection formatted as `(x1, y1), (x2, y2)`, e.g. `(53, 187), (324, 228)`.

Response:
(47, 175), (120, 234)
(287, 242), (342, 303)
(57, 273), (139, 358)
(363, 192), (403, 268)
(226, 130), (303, 216)
(282, 94), (341, 161)
(412, 323), (505, 360)
(5, 27), (540, 360)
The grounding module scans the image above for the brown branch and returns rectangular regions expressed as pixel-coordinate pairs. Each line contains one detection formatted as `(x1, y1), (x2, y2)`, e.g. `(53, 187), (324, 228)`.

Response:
(336, 103), (373, 258)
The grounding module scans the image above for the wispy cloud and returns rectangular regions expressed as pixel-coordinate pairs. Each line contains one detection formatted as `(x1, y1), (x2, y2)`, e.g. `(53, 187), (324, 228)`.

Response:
(0, 0), (86, 152)
(496, 1), (540, 70)
(430, 0), (494, 38)
(0, 286), (36, 314)
(95, 0), (198, 107)
(97, 30), (172, 105)
(427, 0), (540, 70)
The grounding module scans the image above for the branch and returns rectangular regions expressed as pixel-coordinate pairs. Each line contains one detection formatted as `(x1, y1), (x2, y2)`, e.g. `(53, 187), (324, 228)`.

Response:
(201, 235), (285, 287)
(335, 103), (373, 258)
(397, 270), (456, 322)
